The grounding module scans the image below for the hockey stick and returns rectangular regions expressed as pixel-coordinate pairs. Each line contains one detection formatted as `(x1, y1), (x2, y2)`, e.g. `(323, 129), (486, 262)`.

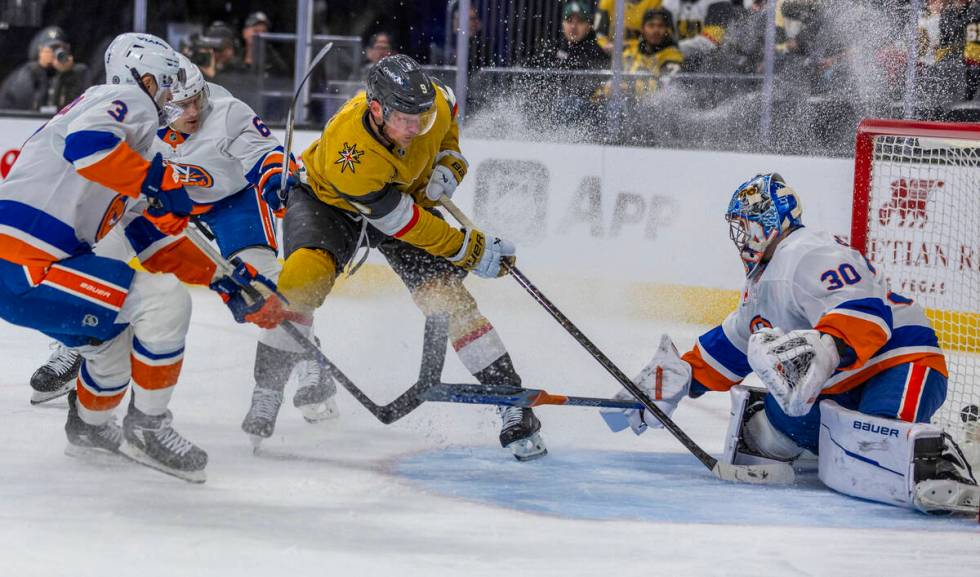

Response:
(438, 197), (794, 485)
(184, 224), (644, 423)
(184, 220), (422, 423)
(279, 41), (334, 201)
(419, 383), (643, 409)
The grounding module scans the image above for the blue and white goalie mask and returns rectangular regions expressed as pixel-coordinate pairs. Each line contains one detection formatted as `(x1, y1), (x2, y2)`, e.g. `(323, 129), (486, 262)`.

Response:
(725, 173), (803, 276)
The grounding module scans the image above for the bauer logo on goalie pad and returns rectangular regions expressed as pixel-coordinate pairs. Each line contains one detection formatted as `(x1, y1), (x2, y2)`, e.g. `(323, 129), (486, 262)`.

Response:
(852, 420), (900, 438)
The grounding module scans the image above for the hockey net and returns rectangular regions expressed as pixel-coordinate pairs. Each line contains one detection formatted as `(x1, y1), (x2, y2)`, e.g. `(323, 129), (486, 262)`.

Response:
(852, 119), (980, 448)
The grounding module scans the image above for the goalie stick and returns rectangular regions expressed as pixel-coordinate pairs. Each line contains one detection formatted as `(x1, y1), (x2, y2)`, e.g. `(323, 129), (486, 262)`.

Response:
(438, 196), (794, 485)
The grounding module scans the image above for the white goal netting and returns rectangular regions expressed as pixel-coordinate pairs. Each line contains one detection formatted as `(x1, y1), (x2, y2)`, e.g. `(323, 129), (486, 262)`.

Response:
(858, 130), (979, 445)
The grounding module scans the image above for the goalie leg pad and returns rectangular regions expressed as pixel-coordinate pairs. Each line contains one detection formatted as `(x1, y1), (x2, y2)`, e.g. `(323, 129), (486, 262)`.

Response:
(723, 385), (803, 468)
(818, 399), (941, 508)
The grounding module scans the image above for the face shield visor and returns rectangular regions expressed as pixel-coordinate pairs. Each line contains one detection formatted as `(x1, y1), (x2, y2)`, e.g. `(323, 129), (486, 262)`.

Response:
(385, 106), (437, 137)
(167, 88), (210, 127)
(156, 68), (184, 126)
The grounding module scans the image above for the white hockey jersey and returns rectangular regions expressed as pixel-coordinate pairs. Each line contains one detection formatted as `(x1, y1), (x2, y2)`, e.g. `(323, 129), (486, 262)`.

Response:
(0, 84), (162, 268)
(682, 227), (947, 395)
(150, 83), (287, 207)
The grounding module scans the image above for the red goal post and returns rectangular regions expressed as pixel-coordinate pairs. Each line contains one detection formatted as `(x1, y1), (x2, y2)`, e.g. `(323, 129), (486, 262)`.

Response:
(850, 118), (980, 443)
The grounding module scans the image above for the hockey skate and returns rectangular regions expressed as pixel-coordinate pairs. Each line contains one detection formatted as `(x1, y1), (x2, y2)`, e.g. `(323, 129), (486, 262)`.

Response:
(31, 343), (80, 405)
(499, 406), (547, 462)
(241, 387), (284, 449)
(63, 390), (122, 460)
(120, 399), (208, 483)
(912, 433), (980, 515)
(292, 358), (339, 424)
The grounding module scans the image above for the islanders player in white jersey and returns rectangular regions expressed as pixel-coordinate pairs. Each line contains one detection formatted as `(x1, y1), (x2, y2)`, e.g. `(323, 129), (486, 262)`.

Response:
(135, 54), (337, 442)
(0, 33), (263, 482)
(29, 54), (333, 445)
(602, 173), (978, 515)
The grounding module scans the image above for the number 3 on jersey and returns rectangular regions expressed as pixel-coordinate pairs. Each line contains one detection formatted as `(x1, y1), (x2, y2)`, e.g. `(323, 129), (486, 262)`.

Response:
(107, 100), (128, 122)
(821, 263), (862, 290)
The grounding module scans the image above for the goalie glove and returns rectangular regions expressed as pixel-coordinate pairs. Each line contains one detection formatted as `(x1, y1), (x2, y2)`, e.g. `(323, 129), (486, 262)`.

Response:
(747, 328), (840, 417)
(601, 334), (692, 435)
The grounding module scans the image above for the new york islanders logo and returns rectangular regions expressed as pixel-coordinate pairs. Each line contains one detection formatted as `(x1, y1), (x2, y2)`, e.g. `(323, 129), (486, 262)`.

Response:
(335, 142), (365, 174)
(878, 178), (943, 228)
(749, 315), (773, 333)
(168, 162), (214, 188)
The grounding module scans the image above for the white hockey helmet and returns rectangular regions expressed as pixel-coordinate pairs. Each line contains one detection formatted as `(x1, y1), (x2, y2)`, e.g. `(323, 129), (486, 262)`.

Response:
(104, 33), (180, 105)
(167, 53), (211, 121)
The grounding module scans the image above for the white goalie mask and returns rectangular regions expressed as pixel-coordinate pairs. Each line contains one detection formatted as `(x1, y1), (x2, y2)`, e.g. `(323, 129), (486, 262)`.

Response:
(163, 54), (211, 127)
(104, 32), (181, 124)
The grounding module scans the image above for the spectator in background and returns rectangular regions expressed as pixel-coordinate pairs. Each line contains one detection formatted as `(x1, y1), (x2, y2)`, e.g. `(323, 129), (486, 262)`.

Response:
(711, 0), (786, 74)
(204, 21), (240, 74)
(240, 11), (290, 76)
(958, 0), (980, 100)
(619, 8), (683, 96)
(433, 2), (494, 73)
(595, 0), (665, 55)
(526, 1), (609, 129)
(0, 26), (88, 112)
(362, 31), (396, 78)
(529, 1), (609, 69)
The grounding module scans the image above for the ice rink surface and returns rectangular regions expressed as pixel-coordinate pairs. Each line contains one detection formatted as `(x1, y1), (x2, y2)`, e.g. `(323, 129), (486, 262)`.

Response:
(1, 279), (977, 577)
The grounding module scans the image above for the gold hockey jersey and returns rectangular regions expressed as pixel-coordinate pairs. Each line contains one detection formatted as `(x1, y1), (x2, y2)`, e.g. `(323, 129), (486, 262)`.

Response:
(301, 84), (468, 258)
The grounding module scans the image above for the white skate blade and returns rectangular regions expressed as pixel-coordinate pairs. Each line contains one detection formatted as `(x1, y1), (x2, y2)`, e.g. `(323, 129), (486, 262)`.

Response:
(31, 384), (73, 405)
(712, 461), (796, 485)
(249, 434), (265, 454)
(118, 441), (206, 484)
(507, 432), (548, 462)
(298, 398), (340, 423)
(64, 443), (125, 466)
(913, 479), (980, 515)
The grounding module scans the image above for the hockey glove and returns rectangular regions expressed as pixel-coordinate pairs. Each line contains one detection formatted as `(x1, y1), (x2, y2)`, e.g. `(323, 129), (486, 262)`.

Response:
(142, 153), (194, 235)
(601, 334), (692, 435)
(260, 172), (297, 217)
(425, 164), (459, 202)
(448, 228), (516, 279)
(209, 257), (296, 329)
(425, 150), (467, 202)
(748, 328), (840, 417)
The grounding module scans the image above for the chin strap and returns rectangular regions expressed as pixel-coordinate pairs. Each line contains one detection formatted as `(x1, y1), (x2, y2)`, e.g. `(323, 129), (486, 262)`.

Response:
(129, 67), (173, 127)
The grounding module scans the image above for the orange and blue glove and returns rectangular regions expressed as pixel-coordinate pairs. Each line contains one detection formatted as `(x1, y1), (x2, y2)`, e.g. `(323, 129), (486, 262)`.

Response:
(209, 257), (300, 329)
(142, 153), (193, 235)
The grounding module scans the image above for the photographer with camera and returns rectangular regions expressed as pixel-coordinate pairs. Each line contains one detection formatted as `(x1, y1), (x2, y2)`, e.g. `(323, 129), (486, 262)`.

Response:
(0, 26), (89, 112)
(183, 32), (224, 80)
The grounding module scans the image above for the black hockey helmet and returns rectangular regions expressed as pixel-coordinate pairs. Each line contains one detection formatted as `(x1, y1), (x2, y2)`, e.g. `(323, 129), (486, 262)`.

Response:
(366, 54), (436, 117)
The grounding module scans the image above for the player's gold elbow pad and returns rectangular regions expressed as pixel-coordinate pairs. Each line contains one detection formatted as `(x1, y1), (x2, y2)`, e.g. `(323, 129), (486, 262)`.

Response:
(277, 248), (337, 313)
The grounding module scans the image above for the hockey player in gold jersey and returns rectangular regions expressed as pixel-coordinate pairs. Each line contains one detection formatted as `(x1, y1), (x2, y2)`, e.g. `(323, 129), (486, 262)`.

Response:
(273, 54), (547, 460)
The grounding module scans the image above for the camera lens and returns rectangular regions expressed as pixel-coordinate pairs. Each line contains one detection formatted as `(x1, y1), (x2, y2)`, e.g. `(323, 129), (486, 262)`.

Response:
(54, 47), (69, 63)
(190, 50), (212, 66)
